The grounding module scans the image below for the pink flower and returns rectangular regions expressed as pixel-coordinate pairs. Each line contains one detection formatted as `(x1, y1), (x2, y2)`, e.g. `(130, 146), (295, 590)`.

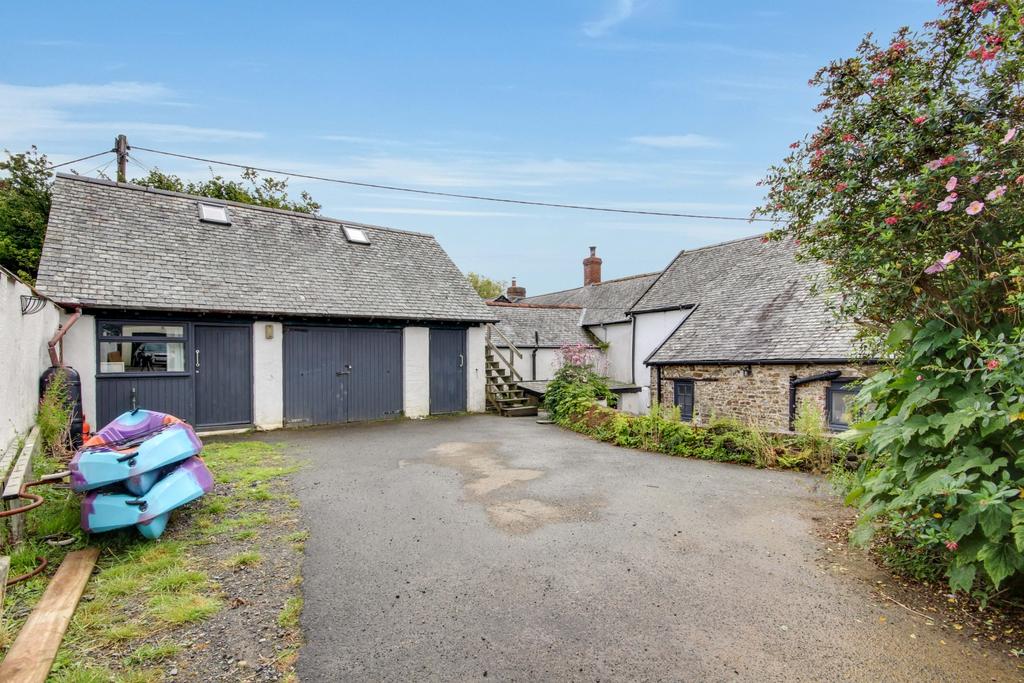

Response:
(835, 182), (848, 192)
(1002, 127), (1018, 144)
(913, 116), (928, 125)
(937, 200), (954, 212)
(871, 76), (887, 86)
(946, 540), (959, 552)
(981, 47), (1000, 61)
(916, 375), (924, 381)
(911, 201), (925, 211)
(891, 40), (908, 53)
(986, 359), (1000, 370)
(986, 185), (1006, 200)
(1017, 175), (1024, 185)
(970, 0), (989, 14)
(970, 175), (981, 184)
(789, 141), (800, 149)
(966, 201), (984, 215)
(884, 216), (899, 225)
(842, 133), (856, 142)
(924, 250), (961, 274)
(926, 155), (956, 171)
(945, 176), (958, 192)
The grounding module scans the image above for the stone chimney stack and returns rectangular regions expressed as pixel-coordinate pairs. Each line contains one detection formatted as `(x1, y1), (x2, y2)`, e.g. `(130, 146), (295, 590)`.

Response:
(506, 277), (526, 300)
(583, 246), (602, 286)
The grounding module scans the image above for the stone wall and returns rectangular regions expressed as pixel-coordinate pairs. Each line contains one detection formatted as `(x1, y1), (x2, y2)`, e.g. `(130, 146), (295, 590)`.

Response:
(651, 362), (869, 433)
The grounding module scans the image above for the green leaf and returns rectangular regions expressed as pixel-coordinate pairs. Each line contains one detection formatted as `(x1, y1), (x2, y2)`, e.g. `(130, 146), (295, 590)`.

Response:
(886, 320), (917, 349)
(979, 505), (1012, 541)
(978, 543), (1021, 588)
(950, 513), (978, 539)
(948, 562), (976, 593)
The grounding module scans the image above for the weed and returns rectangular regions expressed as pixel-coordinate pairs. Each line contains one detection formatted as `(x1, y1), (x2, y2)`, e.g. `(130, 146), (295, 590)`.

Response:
(226, 551), (262, 568)
(148, 593), (221, 624)
(151, 568), (206, 592)
(278, 596), (303, 628)
(125, 640), (183, 665)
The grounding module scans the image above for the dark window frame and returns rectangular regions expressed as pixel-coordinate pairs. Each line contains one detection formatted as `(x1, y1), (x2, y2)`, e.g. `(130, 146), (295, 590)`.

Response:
(826, 379), (857, 431)
(673, 379), (695, 422)
(96, 319), (192, 378)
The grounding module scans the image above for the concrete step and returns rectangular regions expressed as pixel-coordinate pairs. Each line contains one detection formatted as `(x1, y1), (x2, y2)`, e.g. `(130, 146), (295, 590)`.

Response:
(500, 405), (539, 417)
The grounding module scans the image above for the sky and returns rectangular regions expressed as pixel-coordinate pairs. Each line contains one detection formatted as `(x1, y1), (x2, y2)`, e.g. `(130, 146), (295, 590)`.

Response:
(1, 1), (937, 294)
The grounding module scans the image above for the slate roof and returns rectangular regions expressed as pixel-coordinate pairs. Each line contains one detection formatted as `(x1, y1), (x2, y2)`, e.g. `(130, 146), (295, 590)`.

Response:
(486, 303), (593, 348)
(519, 272), (660, 326)
(36, 175), (495, 322)
(636, 235), (860, 364)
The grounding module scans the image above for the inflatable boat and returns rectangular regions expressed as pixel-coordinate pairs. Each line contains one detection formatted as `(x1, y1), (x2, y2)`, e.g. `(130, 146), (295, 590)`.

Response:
(70, 410), (202, 495)
(81, 456), (214, 539)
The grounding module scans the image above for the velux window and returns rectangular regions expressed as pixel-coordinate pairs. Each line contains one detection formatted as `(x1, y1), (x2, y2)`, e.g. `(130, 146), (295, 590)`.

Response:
(673, 380), (694, 422)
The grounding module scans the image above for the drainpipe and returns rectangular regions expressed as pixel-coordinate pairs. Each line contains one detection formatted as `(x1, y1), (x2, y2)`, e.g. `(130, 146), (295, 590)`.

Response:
(656, 365), (662, 408)
(789, 369), (841, 430)
(48, 307), (82, 367)
(532, 330), (539, 380)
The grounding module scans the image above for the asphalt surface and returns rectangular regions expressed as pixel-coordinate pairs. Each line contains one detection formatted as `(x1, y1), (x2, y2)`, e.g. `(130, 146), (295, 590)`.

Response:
(272, 414), (1019, 682)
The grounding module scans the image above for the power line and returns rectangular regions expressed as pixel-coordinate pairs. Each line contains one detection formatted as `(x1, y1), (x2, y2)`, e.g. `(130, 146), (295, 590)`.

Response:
(45, 149), (113, 172)
(131, 144), (772, 223)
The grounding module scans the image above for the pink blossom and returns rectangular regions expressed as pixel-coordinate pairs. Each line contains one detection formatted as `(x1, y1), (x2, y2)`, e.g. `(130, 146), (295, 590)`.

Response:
(924, 250), (961, 274)
(911, 201), (925, 211)
(986, 185), (1006, 200)
(1016, 175), (1024, 185)
(970, 0), (989, 14)
(945, 176), (958, 192)
(1002, 127), (1018, 144)
(884, 216), (899, 225)
(946, 540), (959, 552)
(871, 76), (887, 86)
(789, 141), (799, 149)
(986, 359), (1000, 370)
(835, 182), (848, 192)
(936, 200), (954, 212)
(842, 133), (856, 142)
(913, 116), (928, 125)
(926, 155), (956, 171)
(970, 175), (981, 185)
(916, 375), (924, 381)
(966, 201), (984, 215)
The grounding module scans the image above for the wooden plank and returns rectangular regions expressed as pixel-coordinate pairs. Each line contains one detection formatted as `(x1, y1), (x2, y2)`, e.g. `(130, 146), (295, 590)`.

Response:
(0, 548), (99, 683)
(0, 439), (18, 486)
(3, 426), (38, 500)
(0, 555), (9, 623)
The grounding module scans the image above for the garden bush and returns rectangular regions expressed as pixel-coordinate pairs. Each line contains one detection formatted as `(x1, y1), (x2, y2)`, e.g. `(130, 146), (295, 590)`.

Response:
(755, 0), (1024, 594)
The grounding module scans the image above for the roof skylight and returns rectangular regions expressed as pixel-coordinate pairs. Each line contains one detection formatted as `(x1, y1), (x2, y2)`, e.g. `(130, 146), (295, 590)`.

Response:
(198, 203), (230, 225)
(342, 225), (370, 244)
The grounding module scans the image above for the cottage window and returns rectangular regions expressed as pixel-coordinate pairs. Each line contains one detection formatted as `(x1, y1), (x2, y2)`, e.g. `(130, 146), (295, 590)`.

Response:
(673, 380), (694, 422)
(98, 322), (187, 374)
(827, 380), (857, 431)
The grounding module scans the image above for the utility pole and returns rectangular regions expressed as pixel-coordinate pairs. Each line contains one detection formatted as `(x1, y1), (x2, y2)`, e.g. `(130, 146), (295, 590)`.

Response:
(114, 134), (129, 183)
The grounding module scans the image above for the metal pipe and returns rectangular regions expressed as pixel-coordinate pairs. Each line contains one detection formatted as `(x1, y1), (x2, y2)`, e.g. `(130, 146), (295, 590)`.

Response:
(47, 307), (83, 366)
(789, 369), (841, 430)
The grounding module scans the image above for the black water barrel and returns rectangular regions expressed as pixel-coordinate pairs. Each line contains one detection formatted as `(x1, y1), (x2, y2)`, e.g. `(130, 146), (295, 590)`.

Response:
(39, 366), (85, 448)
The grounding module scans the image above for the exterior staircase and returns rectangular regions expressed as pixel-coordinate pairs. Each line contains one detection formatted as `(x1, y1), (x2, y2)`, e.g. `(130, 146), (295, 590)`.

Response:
(484, 324), (538, 417)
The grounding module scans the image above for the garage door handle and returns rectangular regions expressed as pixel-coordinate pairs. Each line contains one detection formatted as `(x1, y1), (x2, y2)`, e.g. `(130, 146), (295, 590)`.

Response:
(459, 354), (464, 368)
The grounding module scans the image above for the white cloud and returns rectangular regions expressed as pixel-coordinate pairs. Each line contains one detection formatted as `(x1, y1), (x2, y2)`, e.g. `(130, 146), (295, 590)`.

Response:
(582, 0), (640, 38)
(0, 81), (263, 143)
(628, 134), (723, 149)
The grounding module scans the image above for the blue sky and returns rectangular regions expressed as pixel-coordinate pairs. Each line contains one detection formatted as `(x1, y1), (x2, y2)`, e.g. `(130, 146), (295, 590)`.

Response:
(1, 1), (936, 294)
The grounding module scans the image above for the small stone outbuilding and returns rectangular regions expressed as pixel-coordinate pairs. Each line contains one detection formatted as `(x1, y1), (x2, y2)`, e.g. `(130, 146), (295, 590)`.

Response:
(635, 236), (870, 433)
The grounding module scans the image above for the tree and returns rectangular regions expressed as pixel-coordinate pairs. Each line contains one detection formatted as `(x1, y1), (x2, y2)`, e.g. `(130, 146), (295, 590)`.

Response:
(755, 0), (1024, 594)
(466, 272), (506, 299)
(132, 167), (321, 214)
(0, 147), (52, 283)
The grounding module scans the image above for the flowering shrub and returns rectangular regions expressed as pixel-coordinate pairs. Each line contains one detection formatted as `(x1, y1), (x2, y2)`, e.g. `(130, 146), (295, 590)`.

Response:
(544, 343), (616, 418)
(755, 0), (1024, 593)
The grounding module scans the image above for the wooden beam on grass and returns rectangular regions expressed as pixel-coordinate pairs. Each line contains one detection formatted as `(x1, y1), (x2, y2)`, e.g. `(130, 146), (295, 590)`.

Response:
(0, 555), (9, 622)
(3, 426), (39, 546)
(0, 548), (99, 682)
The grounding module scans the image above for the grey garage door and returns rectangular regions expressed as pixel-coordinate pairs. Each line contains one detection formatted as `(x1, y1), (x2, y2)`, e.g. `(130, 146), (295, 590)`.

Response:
(283, 326), (403, 426)
(429, 328), (466, 414)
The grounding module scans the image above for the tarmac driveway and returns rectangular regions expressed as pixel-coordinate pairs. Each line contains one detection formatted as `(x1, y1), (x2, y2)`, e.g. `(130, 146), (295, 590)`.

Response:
(278, 415), (1017, 682)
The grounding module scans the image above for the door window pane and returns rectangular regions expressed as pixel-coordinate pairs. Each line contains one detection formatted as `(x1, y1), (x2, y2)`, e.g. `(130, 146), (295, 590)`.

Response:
(674, 380), (694, 421)
(100, 341), (185, 373)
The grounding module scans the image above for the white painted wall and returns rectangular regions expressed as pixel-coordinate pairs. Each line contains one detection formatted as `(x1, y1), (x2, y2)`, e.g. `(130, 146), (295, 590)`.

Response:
(466, 325), (486, 412)
(494, 346), (563, 381)
(60, 313), (97, 429)
(252, 321), (283, 430)
(589, 322), (633, 383)
(0, 269), (61, 448)
(403, 327), (430, 418)
(632, 308), (692, 412)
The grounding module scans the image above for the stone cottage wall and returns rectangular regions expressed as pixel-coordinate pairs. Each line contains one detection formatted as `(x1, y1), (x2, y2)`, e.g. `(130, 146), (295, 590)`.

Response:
(651, 362), (869, 433)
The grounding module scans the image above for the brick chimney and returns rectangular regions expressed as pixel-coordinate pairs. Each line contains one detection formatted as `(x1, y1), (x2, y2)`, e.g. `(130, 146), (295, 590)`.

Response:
(506, 277), (526, 300)
(583, 246), (602, 286)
